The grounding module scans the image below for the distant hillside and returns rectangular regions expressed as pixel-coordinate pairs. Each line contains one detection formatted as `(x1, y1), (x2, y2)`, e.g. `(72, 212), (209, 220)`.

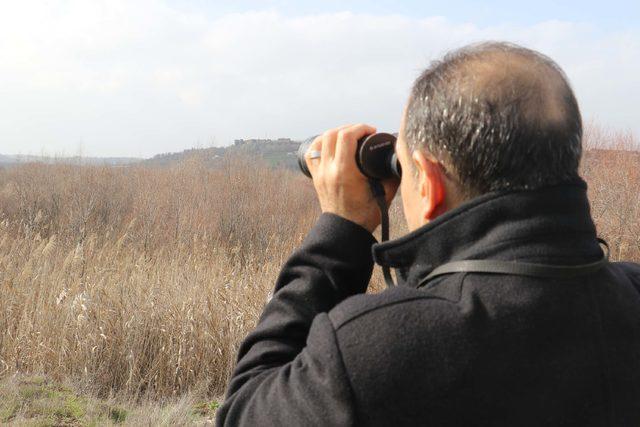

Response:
(0, 154), (142, 167)
(0, 154), (13, 165)
(0, 139), (303, 170)
(145, 138), (302, 169)
(4, 142), (634, 172)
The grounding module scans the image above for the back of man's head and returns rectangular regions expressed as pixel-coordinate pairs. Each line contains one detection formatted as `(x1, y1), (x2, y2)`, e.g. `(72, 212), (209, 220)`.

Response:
(404, 42), (583, 198)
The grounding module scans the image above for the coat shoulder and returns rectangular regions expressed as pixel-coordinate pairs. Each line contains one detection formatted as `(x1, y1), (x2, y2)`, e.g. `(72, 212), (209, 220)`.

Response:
(609, 261), (640, 292)
(328, 277), (466, 332)
(613, 261), (640, 276)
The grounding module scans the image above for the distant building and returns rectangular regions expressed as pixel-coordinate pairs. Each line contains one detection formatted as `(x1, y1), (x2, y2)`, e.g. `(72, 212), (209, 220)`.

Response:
(234, 138), (295, 146)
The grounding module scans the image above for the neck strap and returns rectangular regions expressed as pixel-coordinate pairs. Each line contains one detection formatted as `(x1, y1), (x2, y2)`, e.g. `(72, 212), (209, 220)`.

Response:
(367, 180), (608, 290)
(417, 239), (610, 289)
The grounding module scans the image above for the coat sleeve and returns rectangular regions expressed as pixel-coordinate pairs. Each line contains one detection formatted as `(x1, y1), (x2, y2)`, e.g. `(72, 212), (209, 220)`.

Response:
(216, 213), (377, 426)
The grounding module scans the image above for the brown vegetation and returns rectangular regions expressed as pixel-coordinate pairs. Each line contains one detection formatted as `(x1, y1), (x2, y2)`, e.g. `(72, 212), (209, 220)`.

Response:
(0, 131), (638, 409)
(0, 155), (318, 403)
(582, 125), (640, 261)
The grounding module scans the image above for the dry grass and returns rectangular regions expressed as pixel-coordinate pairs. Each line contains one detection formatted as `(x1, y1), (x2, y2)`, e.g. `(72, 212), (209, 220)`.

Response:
(0, 155), (319, 403)
(0, 130), (638, 422)
(582, 125), (640, 260)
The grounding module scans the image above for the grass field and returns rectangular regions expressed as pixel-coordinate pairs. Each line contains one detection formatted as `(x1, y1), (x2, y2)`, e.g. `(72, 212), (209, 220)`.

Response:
(0, 374), (220, 425)
(0, 129), (638, 424)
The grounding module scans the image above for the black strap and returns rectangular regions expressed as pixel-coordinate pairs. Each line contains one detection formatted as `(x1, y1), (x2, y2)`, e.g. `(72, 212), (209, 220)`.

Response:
(369, 179), (396, 288)
(417, 239), (610, 288)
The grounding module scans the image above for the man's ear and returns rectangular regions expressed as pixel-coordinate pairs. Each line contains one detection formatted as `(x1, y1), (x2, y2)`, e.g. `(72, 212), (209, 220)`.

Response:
(412, 150), (445, 222)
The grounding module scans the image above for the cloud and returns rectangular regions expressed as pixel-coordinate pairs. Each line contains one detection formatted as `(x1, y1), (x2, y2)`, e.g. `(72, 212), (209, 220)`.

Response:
(0, 1), (638, 157)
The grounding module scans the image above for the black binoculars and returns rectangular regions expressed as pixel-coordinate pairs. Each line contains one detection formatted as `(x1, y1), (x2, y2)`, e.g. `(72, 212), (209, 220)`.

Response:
(297, 132), (401, 180)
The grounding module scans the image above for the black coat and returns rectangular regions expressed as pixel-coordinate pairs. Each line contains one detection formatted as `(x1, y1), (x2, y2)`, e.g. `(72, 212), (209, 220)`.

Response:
(217, 180), (640, 426)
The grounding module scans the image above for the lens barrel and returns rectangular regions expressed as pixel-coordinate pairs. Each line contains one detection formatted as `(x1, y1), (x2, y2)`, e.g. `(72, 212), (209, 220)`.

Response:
(297, 132), (401, 180)
(297, 136), (316, 178)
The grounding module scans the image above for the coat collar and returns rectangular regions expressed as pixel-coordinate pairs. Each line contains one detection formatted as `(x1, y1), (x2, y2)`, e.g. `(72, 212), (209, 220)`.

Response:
(372, 179), (603, 288)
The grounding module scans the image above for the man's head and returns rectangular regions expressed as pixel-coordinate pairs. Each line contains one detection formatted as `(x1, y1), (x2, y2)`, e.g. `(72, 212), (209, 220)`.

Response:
(396, 42), (583, 230)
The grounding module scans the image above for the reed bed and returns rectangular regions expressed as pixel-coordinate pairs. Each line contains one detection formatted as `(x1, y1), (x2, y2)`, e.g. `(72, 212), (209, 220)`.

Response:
(0, 131), (638, 403)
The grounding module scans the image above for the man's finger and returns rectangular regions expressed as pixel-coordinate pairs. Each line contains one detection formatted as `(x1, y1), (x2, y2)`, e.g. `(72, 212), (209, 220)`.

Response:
(321, 129), (338, 163)
(320, 124), (353, 164)
(335, 124), (377, 170)
(304, 135), (324, 177)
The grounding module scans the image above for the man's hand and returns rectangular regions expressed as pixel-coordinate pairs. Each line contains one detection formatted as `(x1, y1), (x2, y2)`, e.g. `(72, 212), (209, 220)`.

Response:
(305, 124), (400, 233)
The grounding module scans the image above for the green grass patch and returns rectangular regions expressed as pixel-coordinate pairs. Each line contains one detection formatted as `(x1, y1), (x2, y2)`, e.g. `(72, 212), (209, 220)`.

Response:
(193, 399), (220, 417)
(0, 401), (20, 423)
(0, 375), (220, 425)
(0, 376), (94, 425)
(108, 406), (128, 424)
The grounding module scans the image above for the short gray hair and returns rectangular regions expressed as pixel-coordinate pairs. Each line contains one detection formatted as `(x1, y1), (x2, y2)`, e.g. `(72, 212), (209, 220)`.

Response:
(404, 42), (582, 197)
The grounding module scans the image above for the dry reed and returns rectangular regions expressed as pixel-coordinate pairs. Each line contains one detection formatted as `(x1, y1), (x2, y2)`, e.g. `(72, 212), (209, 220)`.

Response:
(0, 130), (638, 402)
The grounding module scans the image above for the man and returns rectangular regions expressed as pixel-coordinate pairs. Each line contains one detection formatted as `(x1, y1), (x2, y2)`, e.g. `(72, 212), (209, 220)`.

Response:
(217, 42), (640, 426)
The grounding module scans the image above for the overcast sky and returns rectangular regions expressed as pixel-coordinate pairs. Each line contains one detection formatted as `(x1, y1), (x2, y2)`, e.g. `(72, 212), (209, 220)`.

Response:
(1, 0), (638, 158)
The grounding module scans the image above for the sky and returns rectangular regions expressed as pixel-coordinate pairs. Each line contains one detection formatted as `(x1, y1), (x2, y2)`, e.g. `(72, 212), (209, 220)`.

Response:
(0, 0), (638, 158)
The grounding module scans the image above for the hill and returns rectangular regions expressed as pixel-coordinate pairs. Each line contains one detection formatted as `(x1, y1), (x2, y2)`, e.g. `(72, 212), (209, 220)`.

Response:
(4, 141), (635, 172)
(0, 154), (142, 167)
(0, 139), (302, 170)
(145, 138), (302, 169)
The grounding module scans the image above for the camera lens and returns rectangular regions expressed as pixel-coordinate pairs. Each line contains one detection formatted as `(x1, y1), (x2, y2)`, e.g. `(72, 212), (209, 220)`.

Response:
(356, 133), (401, 180)
(297, 132), (401, 180)
(297, 136), (317, 178)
